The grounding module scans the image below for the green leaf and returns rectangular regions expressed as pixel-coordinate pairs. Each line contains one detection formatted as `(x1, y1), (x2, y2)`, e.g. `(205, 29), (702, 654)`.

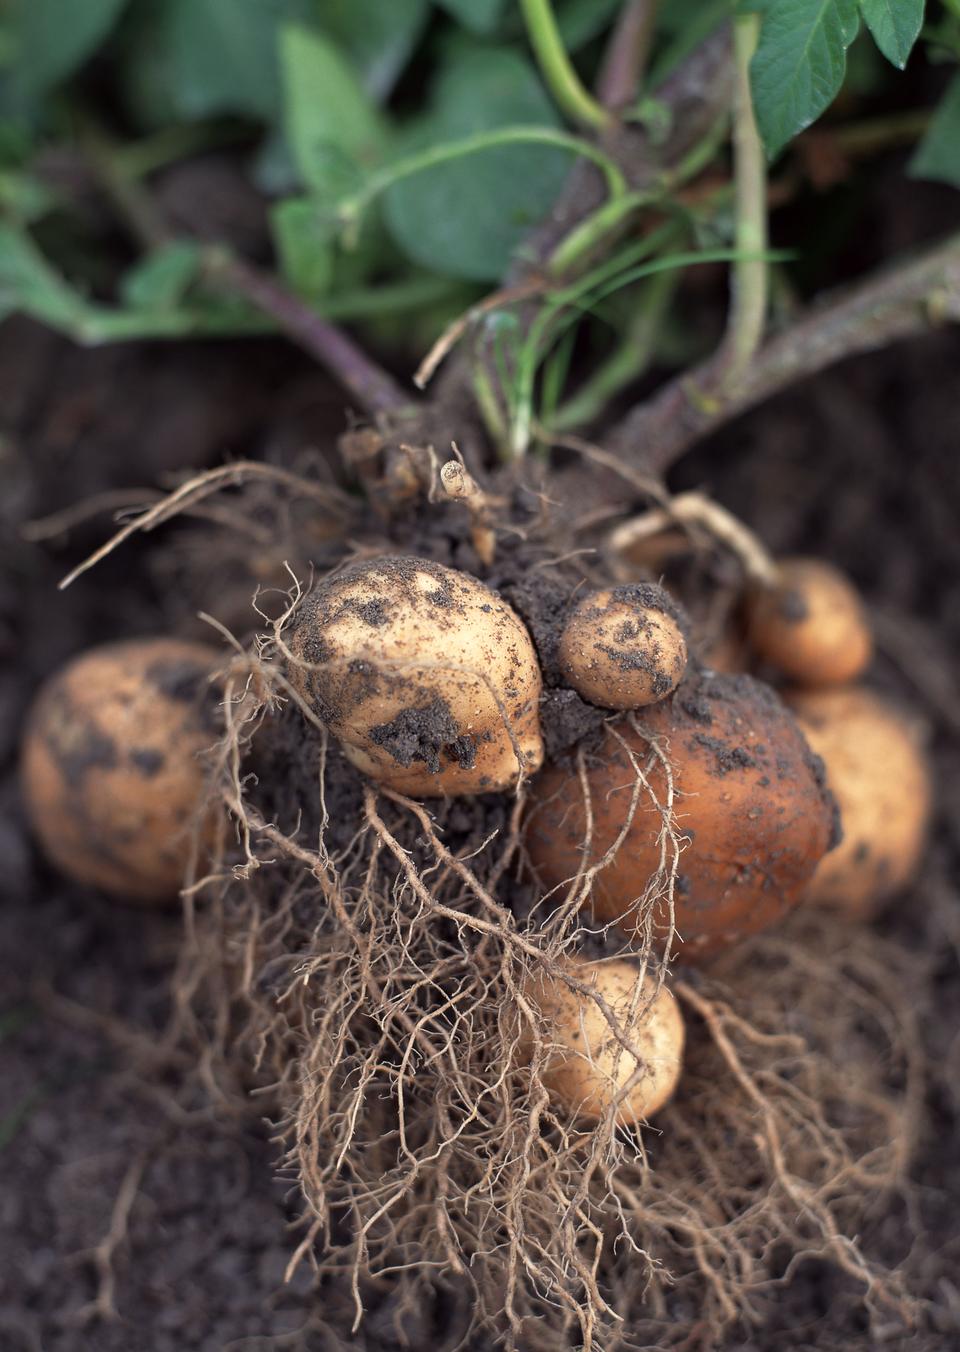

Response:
(384, 46), (570, 282)
(0, 223), (270, 342)
(858, 0), (924, 68)
(120, 243), (202, 311)
(555, 0), (624, 50)
(751, 0), (861, 159)
(0, 223), (91, 329)
(2, 0), (128, 103)
(434, 0), (508, 33)
(271, 197), (335, 300)
(281, 24), (386, 193)
(909, 72), (960, 188)
(133, 0), (313, 126)
(317, 0), (429, 99)
(0, 169), (57, 222)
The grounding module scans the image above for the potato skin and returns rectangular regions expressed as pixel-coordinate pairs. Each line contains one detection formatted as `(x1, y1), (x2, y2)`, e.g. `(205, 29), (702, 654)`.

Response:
(526, 673), (837, 961)
(288, 556), (543, 796)
(747, 558), (872, 686)
(786, 686), (931, 917)
(21, 639), (220, 902)
(521, 959), (684, 1125)
(558, 584), (688, 710)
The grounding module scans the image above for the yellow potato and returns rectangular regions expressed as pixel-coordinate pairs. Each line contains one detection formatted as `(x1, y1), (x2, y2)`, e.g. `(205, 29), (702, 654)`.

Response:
(520, 958), (684, 1125)
(786, 686), (931, 917)
(287, 556), (543, 796)
(558, 584), (688, 710)
(747, 557), (872, 686)
(21, 638), (221, 902)
(526, 673), (838, 961)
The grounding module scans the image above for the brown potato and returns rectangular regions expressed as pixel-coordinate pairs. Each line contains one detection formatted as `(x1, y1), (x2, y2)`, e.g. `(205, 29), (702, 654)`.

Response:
(746, 557), (872, 686)
(287, 556), (543, 796)
(786, 686), (931, 917)
(526, 672), (838, 961)
(21, 638), (221, 902)
(520, 958), (684, 1125)
(558, 584), (688, 710)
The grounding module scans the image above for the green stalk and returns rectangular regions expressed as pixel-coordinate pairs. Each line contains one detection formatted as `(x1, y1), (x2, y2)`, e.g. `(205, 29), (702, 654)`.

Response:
(509, 243), (790, 457)
(519, 0), (613, 130)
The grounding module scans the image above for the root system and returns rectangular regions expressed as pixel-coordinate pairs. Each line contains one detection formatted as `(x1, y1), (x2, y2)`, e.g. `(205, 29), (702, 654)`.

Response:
(71, 460), (926, 1349)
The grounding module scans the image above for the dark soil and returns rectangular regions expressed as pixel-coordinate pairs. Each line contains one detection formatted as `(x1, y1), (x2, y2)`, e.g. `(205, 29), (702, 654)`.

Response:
(1, 291), (959, 1351)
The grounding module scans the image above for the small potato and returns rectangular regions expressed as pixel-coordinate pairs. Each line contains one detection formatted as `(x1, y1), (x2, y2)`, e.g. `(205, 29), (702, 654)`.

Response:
(558, 584), (688, 710)
(287, 556), (543, 796)
(520, 958), (684, 1125)
(786, 686), (931, 917)
(746, 557), (872, 686)
(21, 638), (221, 902)
(526, 672), (838, 961)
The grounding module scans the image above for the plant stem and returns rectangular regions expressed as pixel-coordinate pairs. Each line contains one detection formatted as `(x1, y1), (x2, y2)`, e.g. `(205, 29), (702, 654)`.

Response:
(597, 0), (660, 111)
(608, 231), (960, 472)
(546, 190), (652, 276)
(202, 249), (412, 417)
(718, 12), (767, 390)
(80, 122), (415, 418)
(519, 0), (613, 130)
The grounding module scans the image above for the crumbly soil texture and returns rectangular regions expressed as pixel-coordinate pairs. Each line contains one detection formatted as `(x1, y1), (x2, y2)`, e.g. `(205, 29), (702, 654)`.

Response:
(2, 297), (959, 1351)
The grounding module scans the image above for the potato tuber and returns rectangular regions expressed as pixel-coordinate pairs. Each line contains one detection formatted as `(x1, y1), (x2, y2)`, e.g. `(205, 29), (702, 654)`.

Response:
(526, 672), (838, 960)
(558, 584), (688, 711)
(786, 685), (931, 917)
(520, 958), (684, 1125)
(21, 638), (221, 902)
(746, 558), (872, 686)
(287, 556), (543, 796)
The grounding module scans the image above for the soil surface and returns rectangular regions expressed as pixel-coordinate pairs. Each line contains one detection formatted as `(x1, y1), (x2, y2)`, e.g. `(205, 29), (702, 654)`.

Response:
(1, 296), (959, 1350)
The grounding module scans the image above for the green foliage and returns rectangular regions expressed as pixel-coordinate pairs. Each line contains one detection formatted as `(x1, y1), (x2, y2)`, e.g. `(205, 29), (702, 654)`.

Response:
(909, 72), (960, 186)
(0, 0), (950, 395)
(0, 222), (93, 329)
(553, 0), (624, 49)
(281, 24), (386, 193)
(317, 0), (429, 99)
(384, 46), (571, 281)
(750, 0), (926, 157)
(270, 197), (335, 300)
(434, 0), (509, 35)
(751, 0), (862, 159)
(120, 242), (202, 311)
(132, 0), (312, 125)
(1, 0), (128, 108)
(860, 0), (925, 68)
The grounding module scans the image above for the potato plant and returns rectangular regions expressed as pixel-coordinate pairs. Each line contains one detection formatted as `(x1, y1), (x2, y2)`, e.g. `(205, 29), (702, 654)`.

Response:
(6, 1), (954, 1348)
